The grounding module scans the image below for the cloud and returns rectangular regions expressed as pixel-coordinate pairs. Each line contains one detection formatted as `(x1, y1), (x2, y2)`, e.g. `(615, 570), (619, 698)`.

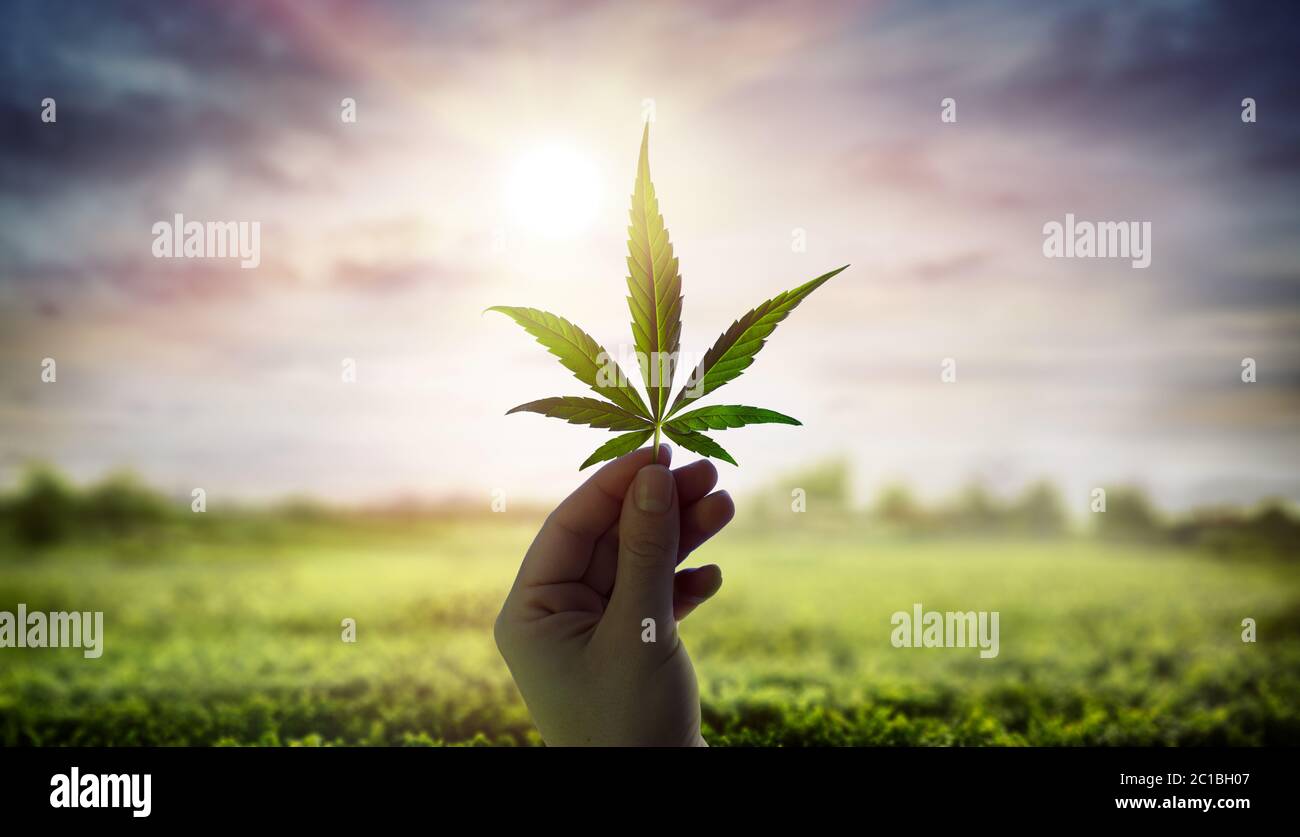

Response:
(2, 0), (1298, 507)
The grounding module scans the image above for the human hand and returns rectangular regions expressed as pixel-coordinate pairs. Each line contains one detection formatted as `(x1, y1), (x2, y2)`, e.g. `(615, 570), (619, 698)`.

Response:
(493, 444), (735, 746)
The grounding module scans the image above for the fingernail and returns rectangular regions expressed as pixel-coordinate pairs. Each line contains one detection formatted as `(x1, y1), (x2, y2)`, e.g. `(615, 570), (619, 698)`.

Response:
(635, 465), (674, 513)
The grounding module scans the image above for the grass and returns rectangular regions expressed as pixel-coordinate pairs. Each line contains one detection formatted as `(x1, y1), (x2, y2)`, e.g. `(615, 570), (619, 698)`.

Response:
(1, 518), (1297, 746)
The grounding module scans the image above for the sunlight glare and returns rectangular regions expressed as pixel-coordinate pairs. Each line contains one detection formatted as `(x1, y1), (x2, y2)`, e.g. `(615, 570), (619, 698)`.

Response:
(504, 144), (602, 239)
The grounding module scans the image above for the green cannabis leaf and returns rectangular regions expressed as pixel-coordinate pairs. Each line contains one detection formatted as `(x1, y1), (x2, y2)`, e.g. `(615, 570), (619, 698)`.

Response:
(491, 124), (848, 469)
(626, 122), (683, 428)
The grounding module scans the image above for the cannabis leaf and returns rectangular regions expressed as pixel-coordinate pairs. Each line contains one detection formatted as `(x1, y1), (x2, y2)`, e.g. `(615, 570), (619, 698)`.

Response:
(491, 124), (847, 469)
(666, 265), (847, 418)
(626, 122), (683, 425)
(487, 306), (650, 418)
(662, 426), (737, 467)
(579, 428), (656, 471)
(664, 405), (800, 432)
(507, 396), (650, 431)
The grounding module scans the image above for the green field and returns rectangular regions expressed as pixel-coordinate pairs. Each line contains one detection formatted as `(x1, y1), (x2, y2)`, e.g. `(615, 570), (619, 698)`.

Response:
(1, 518), (1297, 746)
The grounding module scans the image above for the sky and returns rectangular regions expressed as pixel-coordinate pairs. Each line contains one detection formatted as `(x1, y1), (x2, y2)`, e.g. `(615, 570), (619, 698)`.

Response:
(2, 0), (1298, 510)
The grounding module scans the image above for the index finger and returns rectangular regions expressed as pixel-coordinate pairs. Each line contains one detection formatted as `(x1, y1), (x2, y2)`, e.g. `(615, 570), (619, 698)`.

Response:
(517, 443), (670, 587)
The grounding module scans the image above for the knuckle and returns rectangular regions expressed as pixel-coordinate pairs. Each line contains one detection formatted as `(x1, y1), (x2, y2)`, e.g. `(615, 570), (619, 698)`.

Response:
(492, 610), (517, 656)
(622, 531), (675, 566)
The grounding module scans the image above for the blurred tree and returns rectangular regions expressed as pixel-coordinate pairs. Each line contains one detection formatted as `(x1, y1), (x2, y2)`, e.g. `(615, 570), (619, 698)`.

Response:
(1175, 502), (1300, 559)
(747, 457), (852, 526)
(83, 470), (171, 536)
(874, 483), (923, 528)
(948, 482), (1005, 533)
(1009, 481), (1068, 537)
(1094, 486), (1162, 541)
(8, 464), (78, 547)
(792, 458), (851, 510)
(1248, 504), (1300, 556)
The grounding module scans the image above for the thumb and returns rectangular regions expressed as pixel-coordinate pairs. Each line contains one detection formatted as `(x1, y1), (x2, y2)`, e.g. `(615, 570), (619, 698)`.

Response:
(605, 463), (679, 630)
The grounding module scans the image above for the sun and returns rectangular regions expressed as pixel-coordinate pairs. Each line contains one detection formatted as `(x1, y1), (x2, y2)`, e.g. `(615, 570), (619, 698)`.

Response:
(504, 143), (602, 239)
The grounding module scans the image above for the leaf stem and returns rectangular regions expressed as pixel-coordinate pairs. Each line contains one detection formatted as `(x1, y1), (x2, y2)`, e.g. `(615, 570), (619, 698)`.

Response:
(652, 422), (661, 458)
